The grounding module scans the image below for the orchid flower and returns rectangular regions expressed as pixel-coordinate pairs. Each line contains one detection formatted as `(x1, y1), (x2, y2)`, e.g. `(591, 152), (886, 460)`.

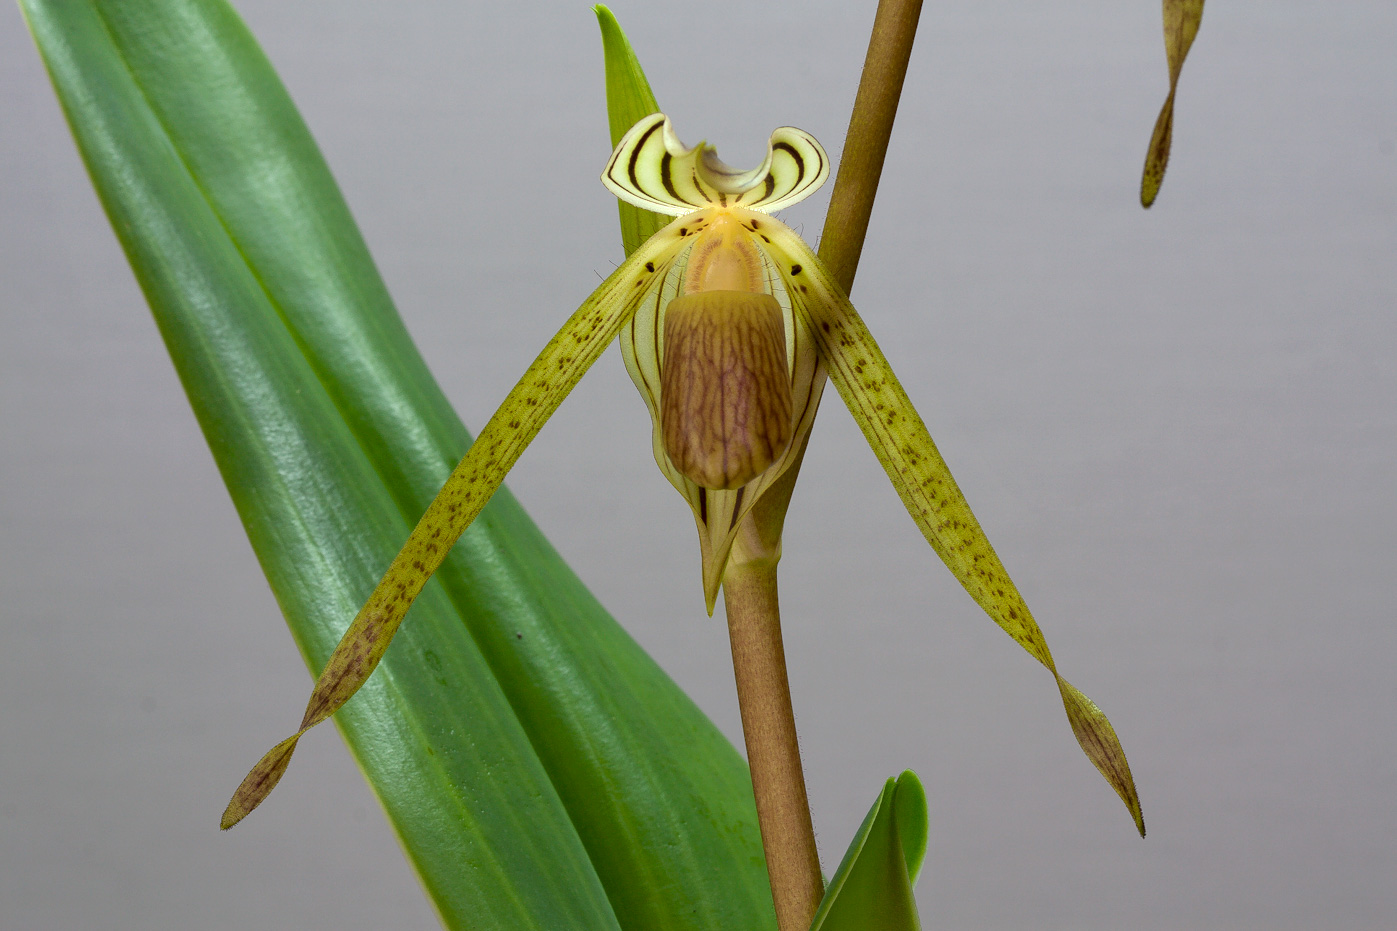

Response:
(222, 113), (1143, 837)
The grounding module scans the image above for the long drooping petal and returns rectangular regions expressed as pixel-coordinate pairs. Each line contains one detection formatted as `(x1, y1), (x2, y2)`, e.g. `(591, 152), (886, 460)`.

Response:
(1141, 0), (1206, 207)
(758, 222), (1146, 836)
(221, 217), (694, 829)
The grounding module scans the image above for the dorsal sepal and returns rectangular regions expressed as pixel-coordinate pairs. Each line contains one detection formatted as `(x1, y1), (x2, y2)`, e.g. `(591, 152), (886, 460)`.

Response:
(603, 113), (829, 216)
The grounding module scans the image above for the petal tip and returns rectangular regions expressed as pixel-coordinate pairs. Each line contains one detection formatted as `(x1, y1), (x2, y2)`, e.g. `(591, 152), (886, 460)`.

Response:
(220, 734), (301, 831)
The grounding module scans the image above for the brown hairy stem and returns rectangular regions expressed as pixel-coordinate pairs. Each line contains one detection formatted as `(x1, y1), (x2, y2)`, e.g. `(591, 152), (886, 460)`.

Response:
(724, 521), (823, 931)
(819, 0), (926, 296)
(721, 4), (925, 928)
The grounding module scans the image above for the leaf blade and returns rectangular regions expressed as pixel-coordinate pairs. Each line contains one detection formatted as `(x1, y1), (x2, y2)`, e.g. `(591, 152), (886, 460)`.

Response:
(595, 4), (669, 256)
(25, 0), (779, 927)
(809, 772), (925, 931)
(20, 4), (628, 925)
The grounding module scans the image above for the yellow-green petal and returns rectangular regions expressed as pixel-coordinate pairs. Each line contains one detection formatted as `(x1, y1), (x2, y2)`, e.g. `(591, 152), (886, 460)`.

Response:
(222, 218), (692, 829)
(758, 223), (1146, 837)
(1141, 0), (1206, 207)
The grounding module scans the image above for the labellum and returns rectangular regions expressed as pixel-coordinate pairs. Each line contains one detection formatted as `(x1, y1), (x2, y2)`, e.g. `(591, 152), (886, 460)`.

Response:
(660, 287), (793, 491)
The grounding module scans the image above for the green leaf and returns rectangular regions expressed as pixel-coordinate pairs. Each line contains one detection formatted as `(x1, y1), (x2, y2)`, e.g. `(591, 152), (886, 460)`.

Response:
(809, 772), (926, 931)
(22, 0), (774, 928)
(595, 4), (669, 256)
(1140, 0), (1206, 207)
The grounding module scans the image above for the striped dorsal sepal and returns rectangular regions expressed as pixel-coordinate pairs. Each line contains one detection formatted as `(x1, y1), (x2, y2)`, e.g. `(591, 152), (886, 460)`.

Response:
(602, 113), (829, 217)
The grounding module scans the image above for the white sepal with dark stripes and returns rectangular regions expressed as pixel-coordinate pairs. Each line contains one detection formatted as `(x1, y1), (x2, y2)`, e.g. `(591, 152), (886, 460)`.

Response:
(603, 113), (829, 216)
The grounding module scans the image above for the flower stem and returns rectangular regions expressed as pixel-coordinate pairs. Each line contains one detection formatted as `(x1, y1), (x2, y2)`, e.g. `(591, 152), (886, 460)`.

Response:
(723, 525), (822, 931)
(819, 0), (926, 296)
(721, 2), (925, 928)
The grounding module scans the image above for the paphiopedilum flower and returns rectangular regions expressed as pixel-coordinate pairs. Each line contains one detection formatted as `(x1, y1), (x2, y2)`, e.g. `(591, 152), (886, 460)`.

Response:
(605, 115), (830, 606)
(223, 113), (1143, 837)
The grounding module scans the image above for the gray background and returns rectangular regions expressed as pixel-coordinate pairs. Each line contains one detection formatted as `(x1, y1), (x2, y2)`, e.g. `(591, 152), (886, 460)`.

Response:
(3, 1), (1395, 928)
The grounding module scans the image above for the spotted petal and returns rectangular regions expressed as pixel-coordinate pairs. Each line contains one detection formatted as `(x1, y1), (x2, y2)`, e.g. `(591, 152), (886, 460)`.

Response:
(1141, 0), (1206, 207)
(221, 215), (693, 828)
(757, 221), (1147, 837)
(603, 113), (829, 217)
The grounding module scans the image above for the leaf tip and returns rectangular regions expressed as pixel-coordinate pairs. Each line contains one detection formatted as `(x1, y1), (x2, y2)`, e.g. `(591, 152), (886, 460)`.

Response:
(892, 770), (929, 884)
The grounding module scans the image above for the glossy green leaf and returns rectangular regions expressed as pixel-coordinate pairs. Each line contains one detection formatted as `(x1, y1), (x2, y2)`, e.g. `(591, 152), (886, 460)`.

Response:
(22, 0), (774, 928)
(809, 772), (926, 931)
(1140, 0), (1206, 207)
(595, 4), (669, 255)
